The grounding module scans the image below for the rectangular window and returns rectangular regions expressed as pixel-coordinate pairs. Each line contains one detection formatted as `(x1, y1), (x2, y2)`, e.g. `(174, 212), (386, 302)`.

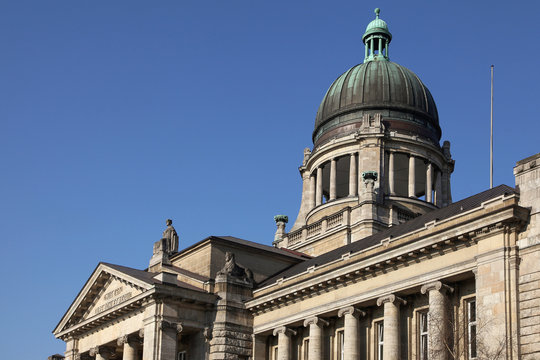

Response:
(419, 311), (429, 360)
(303, 339), (309, 360)
(376, 321), (384, 360)
(467, 299), (477, 359)
(337, 330), (345, 360)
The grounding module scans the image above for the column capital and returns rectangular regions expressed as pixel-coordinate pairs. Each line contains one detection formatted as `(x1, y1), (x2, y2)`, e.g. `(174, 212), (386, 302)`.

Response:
(338, 306), (366, 318)
(89, 346), (114, 358)
(159, 320), (183, 333)
(303, 316), (329, 328)
(74, 354), (92, 360)
(376, 294), (407, 307)
(273, 326), (297, 337)
(420, 281), (454, 295)
(117, 334), (138, 346)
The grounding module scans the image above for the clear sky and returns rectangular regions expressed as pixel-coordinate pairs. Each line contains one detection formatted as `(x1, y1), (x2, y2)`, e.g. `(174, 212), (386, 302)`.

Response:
(1, 0), (538, 357)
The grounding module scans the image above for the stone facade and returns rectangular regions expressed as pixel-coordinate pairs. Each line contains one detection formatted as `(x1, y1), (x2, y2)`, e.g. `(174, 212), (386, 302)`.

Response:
(52, 9), (539, 360)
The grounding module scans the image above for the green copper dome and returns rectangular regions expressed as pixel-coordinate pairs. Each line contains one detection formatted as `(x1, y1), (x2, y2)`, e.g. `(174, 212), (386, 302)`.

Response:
(312, 8), (440, 147)
(313, 60), (440, 146)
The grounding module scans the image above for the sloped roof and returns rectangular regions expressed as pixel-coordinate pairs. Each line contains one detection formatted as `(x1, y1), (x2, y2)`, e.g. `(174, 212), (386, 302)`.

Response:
(259, 184), (517, 287)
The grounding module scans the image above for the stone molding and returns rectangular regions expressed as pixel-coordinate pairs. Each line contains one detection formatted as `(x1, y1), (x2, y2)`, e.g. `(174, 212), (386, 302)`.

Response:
(273, 326), (297, 337)
(338, 306), (366, 318)
(420, 281), (454, 295)
(303, 316), (329, 328)
(376, 294), (406, 307)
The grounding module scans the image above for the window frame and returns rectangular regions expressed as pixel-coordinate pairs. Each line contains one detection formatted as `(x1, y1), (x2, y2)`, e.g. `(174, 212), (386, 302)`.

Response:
(465, 298), (477, 360)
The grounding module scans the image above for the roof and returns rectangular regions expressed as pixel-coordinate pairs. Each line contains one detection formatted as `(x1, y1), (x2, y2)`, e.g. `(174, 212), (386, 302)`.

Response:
(259, 184), (517, 287)
(170, 235), (310, 261)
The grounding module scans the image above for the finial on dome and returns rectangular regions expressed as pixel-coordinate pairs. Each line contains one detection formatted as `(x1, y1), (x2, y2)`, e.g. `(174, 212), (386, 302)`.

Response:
(375, 8), (380, 18)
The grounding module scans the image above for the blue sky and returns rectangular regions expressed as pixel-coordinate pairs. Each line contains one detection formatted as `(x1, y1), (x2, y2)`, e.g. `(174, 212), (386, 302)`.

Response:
(1, 0), (538, 357)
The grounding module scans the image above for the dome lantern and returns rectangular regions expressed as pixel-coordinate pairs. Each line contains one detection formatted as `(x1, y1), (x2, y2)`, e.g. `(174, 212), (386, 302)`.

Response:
(362, 8), (392, 61)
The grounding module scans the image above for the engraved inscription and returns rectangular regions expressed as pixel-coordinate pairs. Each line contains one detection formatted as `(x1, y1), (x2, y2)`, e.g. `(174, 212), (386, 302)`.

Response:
(94, 287), (132, 315)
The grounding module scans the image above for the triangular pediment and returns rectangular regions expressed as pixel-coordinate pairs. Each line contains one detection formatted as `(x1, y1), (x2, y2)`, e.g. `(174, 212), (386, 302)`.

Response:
(53, 263), (154, 337)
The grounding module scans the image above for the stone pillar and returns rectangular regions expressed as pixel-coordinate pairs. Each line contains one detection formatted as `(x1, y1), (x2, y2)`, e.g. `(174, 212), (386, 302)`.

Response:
(388, 152), (395, 195)
(252, 334), (267, 360)
(303, 317), (328, 360)
(309, 173), (316, 211)
(273, 327), (296, 360)
(426, 162), (433, 203)
(421, 281), (453, 360)
(434, 170), (442, 207)
(117, 335), (137, 360)
(408, 155), (416, 197)
(142, 301), (181, 360)
(64, 338), (78, 360)
(89, 347), (114, 360)
(338, 306), (365, 360)
(377, 294), (406, 360)
(330, 158), (337, 201)
(316, 167), (323, 206)
(349, 153), (358, 197)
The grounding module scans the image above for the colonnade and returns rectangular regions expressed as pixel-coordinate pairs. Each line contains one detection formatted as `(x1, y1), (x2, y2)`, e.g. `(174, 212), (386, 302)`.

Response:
(268, 281), (453, 360)
(306, 151), (443, 213)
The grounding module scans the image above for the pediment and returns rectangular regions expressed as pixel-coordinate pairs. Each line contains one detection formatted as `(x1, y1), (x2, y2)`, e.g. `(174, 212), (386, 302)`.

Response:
(54, 263), (154, 336)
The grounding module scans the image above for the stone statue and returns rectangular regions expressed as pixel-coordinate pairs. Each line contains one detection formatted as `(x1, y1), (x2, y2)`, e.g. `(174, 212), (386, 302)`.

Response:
(217, 252), (254, 283)
(162, 219), (179, 254)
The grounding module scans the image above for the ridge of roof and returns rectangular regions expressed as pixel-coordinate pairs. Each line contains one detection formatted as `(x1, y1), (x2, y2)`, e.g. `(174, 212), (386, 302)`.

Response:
(258, 184), (517, 287)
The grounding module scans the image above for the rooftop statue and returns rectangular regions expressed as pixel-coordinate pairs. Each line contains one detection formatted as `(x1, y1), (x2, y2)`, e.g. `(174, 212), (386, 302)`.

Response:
(162, 219), (179, 255)
(217, 251), (254, 283)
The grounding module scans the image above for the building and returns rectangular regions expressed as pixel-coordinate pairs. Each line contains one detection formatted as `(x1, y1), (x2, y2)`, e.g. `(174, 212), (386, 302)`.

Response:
(52, 9), (540, 360)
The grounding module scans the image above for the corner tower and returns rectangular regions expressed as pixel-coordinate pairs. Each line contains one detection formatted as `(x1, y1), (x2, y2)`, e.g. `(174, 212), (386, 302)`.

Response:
(275, 9), (455, 256)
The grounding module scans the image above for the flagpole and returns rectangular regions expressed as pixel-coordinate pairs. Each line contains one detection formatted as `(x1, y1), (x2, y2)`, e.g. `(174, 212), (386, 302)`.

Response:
(490, 65), (494, 189)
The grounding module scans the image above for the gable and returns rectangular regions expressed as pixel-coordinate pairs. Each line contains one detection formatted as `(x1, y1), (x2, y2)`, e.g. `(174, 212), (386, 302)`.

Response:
(54, 263), (153, 336)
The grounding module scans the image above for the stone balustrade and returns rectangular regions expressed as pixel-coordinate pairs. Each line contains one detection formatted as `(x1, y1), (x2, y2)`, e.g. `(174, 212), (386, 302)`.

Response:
(285, 207), (350, 247)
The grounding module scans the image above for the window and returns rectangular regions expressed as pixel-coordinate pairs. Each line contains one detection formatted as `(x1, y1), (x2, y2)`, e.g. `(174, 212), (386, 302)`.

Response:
(272, 345), (279, 360)
(419, 311), (429, 360)
(177, 351), (186, 360)
(467, 299), (477, 359)
(303, 339), (309, 360)
(376, 321), (384, 360)
(337, 330), (345, 360)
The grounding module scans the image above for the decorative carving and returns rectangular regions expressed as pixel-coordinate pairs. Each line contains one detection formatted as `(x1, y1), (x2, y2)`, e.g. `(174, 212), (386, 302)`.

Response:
(138, 328), (145, 338)
(303, 148), (311, 166)
(217, 252), (254, 283)
(162, 219), (179, 254)
(362, 171), (378, 182)
(204, 327), (213, 342)
(338, 306), (366, 318)
(273, 326), (297, 337)
(89, 346), (114, 358)
(303, 316), (329, 327)
(421, 280), (454, 295)
(442, 140), (452, 160)
(159, 320), (183, 333)
(376, 294), (407, 307)
(274, 215), (289, 224)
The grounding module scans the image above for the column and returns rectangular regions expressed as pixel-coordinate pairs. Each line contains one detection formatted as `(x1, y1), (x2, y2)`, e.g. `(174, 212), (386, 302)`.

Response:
(378, 38), (383, 56)
(316, 167), (323, 206)
(89, 347), (114, 360)
(434, 170), (442, 207)
(117, 335), (137, 360)
(349, 153), (358, 197)
(426, 162), (433, 203)
(338, 307), (365, 360)
(370, 38), (374, 57)
(421, 281), (453, 360)
(388, 152), (395, 195)
(142, 317), (181, 360)
(408, 155), (416, 197)
(309, 173), (316, 211)
(330, 158), (337, 201)
(273, 327), (296, 360)
(377, 294), (406, 360)
(303, 317), (328, 360)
